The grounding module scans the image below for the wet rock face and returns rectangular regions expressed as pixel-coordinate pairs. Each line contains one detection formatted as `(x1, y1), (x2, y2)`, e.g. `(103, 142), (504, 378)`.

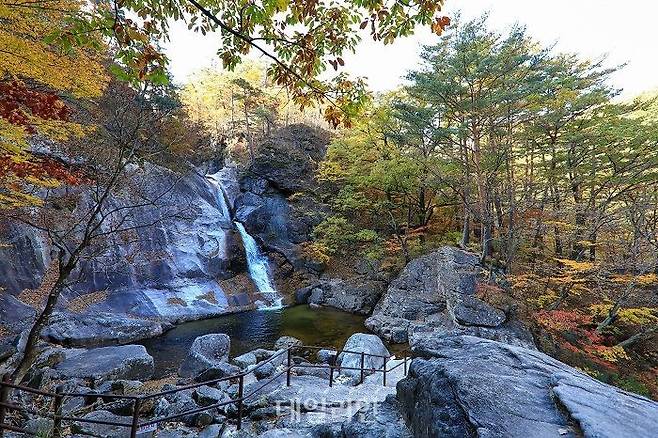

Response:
(398, 335), (658, 438)
(0, 222), (50, 294)
(0, 164), (251, 342)
(366, 246), (534, 348)
(179, 333), (231, 378)
(0, 294), (35, 335)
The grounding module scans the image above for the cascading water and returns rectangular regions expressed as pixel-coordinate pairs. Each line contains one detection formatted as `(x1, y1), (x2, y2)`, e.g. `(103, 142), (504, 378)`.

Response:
(206, 172), (233, 224)
(206, 170), (283, 310)
(234, 222), (283, 310)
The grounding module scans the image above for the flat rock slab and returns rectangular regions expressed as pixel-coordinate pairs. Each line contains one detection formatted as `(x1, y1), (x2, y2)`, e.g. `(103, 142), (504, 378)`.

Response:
(55, 345), (153, 383)
(43, 312), (163, 347)
(262, 375), (396, 416)
(399, 334), (658, 438)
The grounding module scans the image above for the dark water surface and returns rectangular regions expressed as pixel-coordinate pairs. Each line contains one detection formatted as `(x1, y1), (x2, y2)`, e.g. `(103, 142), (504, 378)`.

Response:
(141, 305), (367, 377)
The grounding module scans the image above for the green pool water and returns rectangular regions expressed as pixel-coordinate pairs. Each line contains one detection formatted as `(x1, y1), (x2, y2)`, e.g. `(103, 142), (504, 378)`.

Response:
(141, 305), (368, 377)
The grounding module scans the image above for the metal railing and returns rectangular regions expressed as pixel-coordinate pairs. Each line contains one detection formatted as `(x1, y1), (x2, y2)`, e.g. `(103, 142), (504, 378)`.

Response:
(0, 345), (409, 437)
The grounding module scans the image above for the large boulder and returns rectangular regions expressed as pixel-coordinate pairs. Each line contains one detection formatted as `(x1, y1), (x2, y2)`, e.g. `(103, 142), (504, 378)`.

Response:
(364, 250), (448, 343)
(307, 278), (386, 315)
(249, 124), (330, 194)
(194, 385), (231, 407)
(54, 345), (153, 383)
(232, 351), (257, 369)
(42, 312), (164, 347)
(397, 334), (658, 438)
(338, 333), (390, 380)
(179, 334), (231, 378)
(366, 246), (534, 348)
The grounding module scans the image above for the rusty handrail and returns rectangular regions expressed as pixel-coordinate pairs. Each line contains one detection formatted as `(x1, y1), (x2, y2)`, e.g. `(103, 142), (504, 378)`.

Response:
(0, 343), (411, 437)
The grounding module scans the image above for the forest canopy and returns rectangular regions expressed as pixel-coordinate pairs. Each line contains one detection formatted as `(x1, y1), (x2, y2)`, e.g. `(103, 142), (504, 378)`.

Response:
(309, 16), (658, 396)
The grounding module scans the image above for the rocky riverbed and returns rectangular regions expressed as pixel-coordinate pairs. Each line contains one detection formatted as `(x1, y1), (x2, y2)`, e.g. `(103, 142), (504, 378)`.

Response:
(2, 246), (658, 437)
(3, 327), (657, 438)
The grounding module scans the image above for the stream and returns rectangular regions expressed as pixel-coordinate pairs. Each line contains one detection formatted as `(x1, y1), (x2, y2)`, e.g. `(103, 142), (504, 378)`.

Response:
(141, 305), (367, 377)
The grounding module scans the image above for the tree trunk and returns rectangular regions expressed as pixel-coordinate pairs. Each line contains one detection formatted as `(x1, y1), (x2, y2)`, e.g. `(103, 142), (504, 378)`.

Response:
(616, 327), (657, 349)
(472, 133), (492, 264)
(10, 254), (74, 384)
(460, 138), (471, 248)
(589, 231), (597, 261)
(461, 206), (470, 248)
(243, 103), (254, 163)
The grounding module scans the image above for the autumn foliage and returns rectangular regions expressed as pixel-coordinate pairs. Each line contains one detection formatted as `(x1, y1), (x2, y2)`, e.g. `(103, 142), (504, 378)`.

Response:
(0, 0), (107, 207)
(0, 81), (71, 132)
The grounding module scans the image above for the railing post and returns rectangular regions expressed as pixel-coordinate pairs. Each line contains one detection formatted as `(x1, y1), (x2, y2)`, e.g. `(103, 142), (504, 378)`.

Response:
(237, 374), (244, 430)
(286, 348), (292, 387)
(130, 398), (141, 438)
(359, 352), (365, 385)
(329, 354), (335, 388)
(382, 357), (387, 387)
(52, 385), (64, 438)
(0, 374), (10, 438)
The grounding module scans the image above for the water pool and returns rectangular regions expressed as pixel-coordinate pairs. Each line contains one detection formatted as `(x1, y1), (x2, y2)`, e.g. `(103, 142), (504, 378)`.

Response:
(140, 305), (368, 377)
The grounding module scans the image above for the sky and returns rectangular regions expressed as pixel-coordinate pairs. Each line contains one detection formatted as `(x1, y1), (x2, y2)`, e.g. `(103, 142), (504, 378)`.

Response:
(165, 0), (658, 99)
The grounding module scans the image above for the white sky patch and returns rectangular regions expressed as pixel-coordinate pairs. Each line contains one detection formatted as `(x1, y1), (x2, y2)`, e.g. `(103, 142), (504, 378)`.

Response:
(164, 0), (658, 99)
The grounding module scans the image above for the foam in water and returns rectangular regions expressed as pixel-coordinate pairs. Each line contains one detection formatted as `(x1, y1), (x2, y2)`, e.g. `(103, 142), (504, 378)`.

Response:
(234, 222), (283, 310)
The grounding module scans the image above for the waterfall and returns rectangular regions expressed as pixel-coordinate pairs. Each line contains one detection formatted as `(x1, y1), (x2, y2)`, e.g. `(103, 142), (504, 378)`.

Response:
(234, 222), (283, 310)
(206, 170), (283, 310)
(206, 172), (232, 224)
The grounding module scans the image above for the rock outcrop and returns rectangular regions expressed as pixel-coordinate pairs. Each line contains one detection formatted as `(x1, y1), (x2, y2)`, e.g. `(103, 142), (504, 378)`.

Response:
(397, 334), (658, 438)
(366, 246), (534, 348)
(249, 124), (330, 194)
(0, 164), (259, 347)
